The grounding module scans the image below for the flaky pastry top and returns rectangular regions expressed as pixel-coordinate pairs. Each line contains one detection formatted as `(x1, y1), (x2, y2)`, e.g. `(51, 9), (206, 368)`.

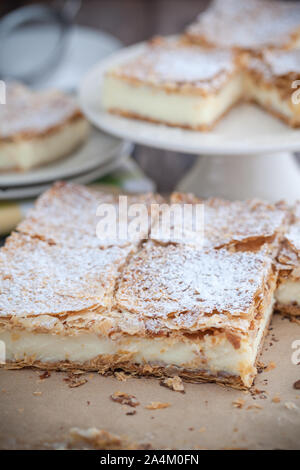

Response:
(18, 182), (162, 249)
(115, 242), (274, 327)
(0, 233), (132, 318)
(107, 37), (237, 94)
(151, 193), (288, 250)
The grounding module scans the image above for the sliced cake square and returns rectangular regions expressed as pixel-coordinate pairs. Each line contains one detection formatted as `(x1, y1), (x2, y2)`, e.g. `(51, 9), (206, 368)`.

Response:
(0, 83), (89, 172)
(103, 38), (243, 130)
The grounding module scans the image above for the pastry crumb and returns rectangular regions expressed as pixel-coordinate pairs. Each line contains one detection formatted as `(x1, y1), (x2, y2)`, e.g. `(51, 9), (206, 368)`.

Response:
(64, 372), (88, 388)
(115, 371), (129, 382)
(39, 371), (51, 380)
(272, 395), (281, 403)
(293, 380), (300, 390)
(145, 401), (170, 410)
(285, 401), (298, 410)
(33, 391), (42, 396)
(232, 398), (245, 409)
(160, 376), (185, 393)
(247, 404), (263, 410)
(265, 361), (276, 372)
(67, 427), (151, 450)
(111, 391), (140, 407)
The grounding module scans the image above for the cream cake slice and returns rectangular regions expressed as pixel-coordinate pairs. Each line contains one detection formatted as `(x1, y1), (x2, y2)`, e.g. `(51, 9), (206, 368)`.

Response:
(0, 83), (89, 172)
(111, 242), (277, 389)
(246, 49), (300, 128)
(276, 202), (300, 316)
(102, 38), (243, 130)
(0, 236), (276, 389)
(185, 0), (300, 52)
(0, 183), (283, 389)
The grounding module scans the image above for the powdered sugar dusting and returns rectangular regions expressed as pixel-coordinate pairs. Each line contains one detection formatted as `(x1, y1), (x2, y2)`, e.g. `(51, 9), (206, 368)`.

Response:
(187, 0), (300, 50)
(0, 233), (131, 318)
(18, 182), (160, 249)
(112, 39), (235, 91)
(116, 242), (272, 325)
(153, 194), (286, 249)
(0, 83), (81, 139)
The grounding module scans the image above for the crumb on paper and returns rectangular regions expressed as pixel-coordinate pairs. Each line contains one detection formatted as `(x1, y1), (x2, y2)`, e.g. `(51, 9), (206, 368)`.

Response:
(67, 427), (151, 450)
(246, 404), (263, 410)
(18, 408), (24, 414)
(293, 380), (300, 390)
(115, 371), (129, 382)
(39, 371), (51, 380)
(71, 370), (86, 375)
(285, 401), (298, 410)
(198, 427), (206, 433)
(64, 372), (88, 388)
(272, 395), (281, 403)
(126, 410), (137, 416)
(160, 376), (185, 393)
(232, 398), (245, 409)
(145, 401), (171, 410)
(111, 391), (140, 407)
(257, 361), (266, 373)
(33, 391), (42, 396)
(265, 361), (276, 372)
(250, 387), (267, 399)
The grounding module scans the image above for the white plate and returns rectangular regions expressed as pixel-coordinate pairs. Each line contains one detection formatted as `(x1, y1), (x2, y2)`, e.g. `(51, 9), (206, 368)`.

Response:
(79, 41), (300, 156)
(0, 152), (127, 200)
(0, 128), (132, 187)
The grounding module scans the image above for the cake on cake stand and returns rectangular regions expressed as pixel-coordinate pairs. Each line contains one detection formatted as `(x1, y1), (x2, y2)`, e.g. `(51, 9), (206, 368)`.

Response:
(79, 47), (300, 203)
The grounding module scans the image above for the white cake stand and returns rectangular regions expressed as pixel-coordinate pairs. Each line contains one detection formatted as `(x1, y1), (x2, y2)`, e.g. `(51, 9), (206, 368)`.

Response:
(79, 42), (300, 203)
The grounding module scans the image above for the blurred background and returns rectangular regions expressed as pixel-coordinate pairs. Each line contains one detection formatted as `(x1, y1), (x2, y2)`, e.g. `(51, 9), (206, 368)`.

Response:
(0, 0), (212, 192)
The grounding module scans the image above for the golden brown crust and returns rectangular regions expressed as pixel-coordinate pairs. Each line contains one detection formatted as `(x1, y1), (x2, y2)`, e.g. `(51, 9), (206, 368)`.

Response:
(1, 357), (247, 389)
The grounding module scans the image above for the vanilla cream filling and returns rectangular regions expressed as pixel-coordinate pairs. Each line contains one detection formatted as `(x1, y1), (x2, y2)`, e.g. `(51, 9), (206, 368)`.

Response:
(102, 74), (243, 128)
(0, 118), (89, 171)
(0, 301), (273, 386)
(276, 280), (300, 307)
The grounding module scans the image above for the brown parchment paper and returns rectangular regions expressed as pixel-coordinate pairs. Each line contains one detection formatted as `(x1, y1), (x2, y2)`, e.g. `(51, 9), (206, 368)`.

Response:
(0, 314), (300, 450)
